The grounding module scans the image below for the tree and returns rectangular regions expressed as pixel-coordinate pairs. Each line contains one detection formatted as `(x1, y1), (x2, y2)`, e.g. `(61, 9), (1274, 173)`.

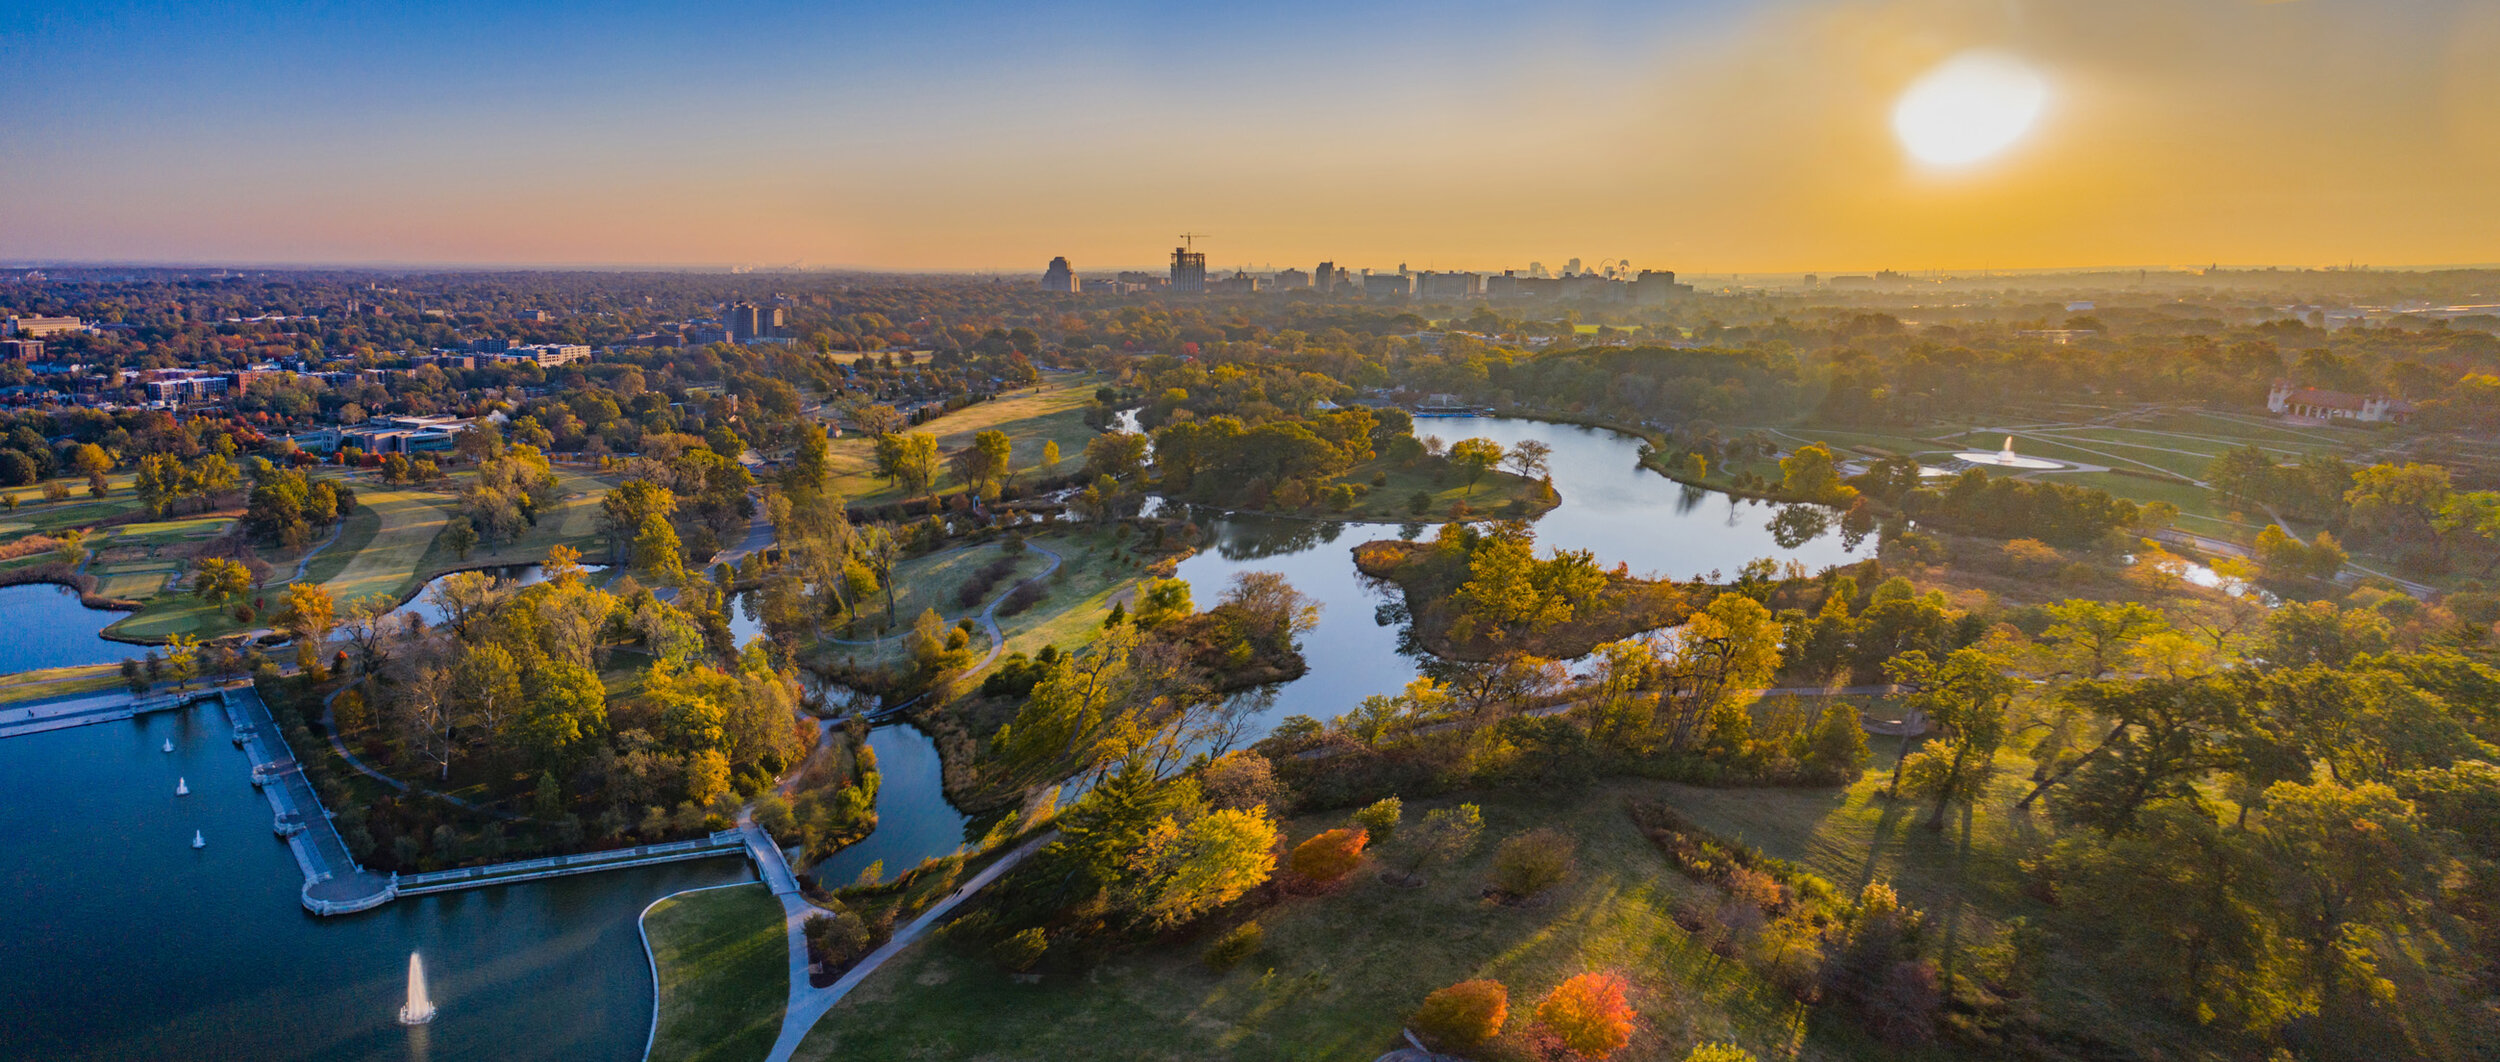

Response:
(1683, 1046), (1758, 1062)
(1084, 431), (1150, 483)
(1397, 802), (1484, 881)
(1505, 439), (1552, 480)
(1130, 807), (1279, 928)
(1412, 979), (1508, 1051)
(1131, 577), (1194, 630)
(1289, 827), (1368, 884)
(1779, 441), (1856, 505)
(599, 480), (676, 564)
(192, 557), (252, 606)
(1040, 439), (1062, 471)
(441, 515), (479, 561)
(1658, 594), (1785, 751)
(633, 513), (687, 586)
(964, 429), (1012, 496)
(1350, 796), (1402, 845)
(1885, 647), (2015, 830)
(2252, 779), (2444, 1007)
(878, 431), (939, 496)
(1491, 827), (1575, 898)
(281, 582), (336, 675)
(1534, 972), (1635, 1060)
(1448, 437), (1503, 496)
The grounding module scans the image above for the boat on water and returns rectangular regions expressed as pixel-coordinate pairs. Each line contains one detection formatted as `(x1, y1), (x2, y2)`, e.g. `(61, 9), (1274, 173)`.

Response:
(191, 830), (205, 849)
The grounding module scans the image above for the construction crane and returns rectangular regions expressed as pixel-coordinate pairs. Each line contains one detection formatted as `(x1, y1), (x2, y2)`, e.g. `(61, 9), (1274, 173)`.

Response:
(1178, 232), (1211, 252)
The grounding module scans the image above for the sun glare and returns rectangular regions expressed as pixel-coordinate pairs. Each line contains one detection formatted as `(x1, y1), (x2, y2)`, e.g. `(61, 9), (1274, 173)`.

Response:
(1892, 50), (2048, 168)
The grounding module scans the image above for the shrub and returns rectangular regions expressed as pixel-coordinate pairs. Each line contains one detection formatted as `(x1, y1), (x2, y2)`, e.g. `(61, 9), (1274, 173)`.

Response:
(1534, 972), (1635, 1060)
(1683, 1044), (1758, 1062)
(1349, 796), (1402, 845)
(1202, 921), (1262, 970)
(1288, 827), (1368, 884)
(803, 908), (872, 966)
(1410, 978), (1508, 1050)
(991, 926), (1049, 972)
(1490, 827), (1575, 899)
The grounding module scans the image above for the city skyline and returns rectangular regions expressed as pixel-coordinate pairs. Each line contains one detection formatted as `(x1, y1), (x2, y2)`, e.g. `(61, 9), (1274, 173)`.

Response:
(8, 0), (2499, 272)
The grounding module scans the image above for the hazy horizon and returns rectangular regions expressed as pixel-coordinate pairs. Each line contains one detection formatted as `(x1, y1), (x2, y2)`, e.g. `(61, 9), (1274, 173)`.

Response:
(9, 0), (2499, 272)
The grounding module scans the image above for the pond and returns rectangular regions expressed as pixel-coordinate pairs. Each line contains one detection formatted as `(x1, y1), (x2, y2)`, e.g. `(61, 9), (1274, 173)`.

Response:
(389, 562), (607, 629)
(1166, 415), (1873, 734)
(0, 582), (144, 672)
(0, 700), (751, 1062)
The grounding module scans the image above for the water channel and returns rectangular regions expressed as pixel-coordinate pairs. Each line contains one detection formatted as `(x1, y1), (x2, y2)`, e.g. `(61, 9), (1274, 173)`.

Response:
(1, 415), (1871, 1059)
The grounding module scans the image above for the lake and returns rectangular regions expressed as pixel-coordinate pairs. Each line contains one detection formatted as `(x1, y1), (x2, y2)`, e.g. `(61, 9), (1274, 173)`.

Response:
(0, 699), (751, 1062)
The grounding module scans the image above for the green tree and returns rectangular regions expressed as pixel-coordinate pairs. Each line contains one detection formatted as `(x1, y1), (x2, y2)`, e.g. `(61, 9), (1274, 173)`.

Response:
(1447, 437), (1503, 496)
(441, 514), (479, 561)
(1886, 647), (2016, 830)
(632, 513), (687, 586)
(1127, 807), (1279, 928)
(1778, 441), (1856, 504)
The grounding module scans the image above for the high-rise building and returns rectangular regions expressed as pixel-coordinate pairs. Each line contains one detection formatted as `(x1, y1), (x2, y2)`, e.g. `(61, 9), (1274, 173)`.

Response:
(728, 302), (762, 342)
(1272, 267), (1310, 290)
(1042, 256), (1076, 293)
(1170, 246), (1206, 294)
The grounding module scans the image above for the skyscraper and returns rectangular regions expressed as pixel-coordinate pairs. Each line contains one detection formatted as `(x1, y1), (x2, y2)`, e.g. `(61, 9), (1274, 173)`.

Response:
(1314, 261), (1336, 294)
(1170, 246), (1206, 294)
(1042, 256), (1076, 293)
(728, 302), (762, 342)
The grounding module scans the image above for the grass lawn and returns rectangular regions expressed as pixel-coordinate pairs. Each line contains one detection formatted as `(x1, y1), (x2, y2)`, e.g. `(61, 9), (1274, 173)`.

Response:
(810, 539), (1065, 670)
(1316, 460), (1552, 522)
(805, 743), (2230, 1062)
(644, 882), (791, 1062)
(991, 530), (1163, 662)
(824, 377), (1103, 507)
(412, 467), (617, 573)
(799, 780), (1890, 1062)
(312, 485), (452, 609)
(0, 663), (126, 705)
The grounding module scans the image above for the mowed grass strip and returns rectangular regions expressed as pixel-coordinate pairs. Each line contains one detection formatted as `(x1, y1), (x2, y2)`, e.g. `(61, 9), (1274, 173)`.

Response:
(644, 883), (790, 1062)
(316, 486), (451, 609)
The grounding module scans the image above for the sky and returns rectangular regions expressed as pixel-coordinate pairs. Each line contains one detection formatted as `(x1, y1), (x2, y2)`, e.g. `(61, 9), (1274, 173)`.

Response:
(4, 0), (2497, 273)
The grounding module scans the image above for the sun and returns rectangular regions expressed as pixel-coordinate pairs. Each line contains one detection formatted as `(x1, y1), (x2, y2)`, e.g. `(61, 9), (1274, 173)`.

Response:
(1892, 50), (2049, 167)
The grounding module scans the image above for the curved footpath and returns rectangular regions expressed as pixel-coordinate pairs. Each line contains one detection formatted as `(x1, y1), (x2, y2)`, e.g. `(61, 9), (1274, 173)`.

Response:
(761, 832), (1054, 1062)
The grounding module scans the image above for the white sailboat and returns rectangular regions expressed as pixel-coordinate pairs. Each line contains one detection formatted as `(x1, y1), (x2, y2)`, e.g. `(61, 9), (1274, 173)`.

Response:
(175, 777), (189, 796)
(398, 952), (438, 1025)
(162, 738), (174, 753)
(191, 830), (205, 849)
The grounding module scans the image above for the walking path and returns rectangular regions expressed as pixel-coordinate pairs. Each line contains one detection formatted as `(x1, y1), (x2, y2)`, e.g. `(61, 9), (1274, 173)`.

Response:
(0, 685), (221, 739)
(819, 543), (1063, 678)
(761, 832), (1054, 1062)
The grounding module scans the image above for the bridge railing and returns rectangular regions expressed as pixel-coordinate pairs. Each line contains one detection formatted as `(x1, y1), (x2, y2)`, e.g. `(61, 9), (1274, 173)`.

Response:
(396, 829), (747, 890)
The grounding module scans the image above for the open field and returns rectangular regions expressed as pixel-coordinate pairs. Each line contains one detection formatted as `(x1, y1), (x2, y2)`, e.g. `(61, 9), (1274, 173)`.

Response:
(799, 778), (1898, 1062)
(811, 538), (1067, 671)
(823, 377), (1102, 506)
(806, 745), (2234, 1062)
(1312, 458), (1552, 522)
(413, 467), (616, 572)
(645, 882), (789, 1062)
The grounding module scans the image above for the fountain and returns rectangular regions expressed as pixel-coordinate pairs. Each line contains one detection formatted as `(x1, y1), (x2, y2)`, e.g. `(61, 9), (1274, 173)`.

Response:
(175, 777), (188, 796)
(1952, 434), (2067, 471)
(191, 830), (204, 849)
(398, 952), (437, 1025)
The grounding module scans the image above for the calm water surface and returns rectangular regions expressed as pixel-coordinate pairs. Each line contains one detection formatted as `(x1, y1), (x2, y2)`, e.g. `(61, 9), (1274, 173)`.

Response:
(1170, 415), (1869, 731)
(0, 582), (145, 671)
(0, 702), (750, 1062)
(0, 416), (1854, 1060)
